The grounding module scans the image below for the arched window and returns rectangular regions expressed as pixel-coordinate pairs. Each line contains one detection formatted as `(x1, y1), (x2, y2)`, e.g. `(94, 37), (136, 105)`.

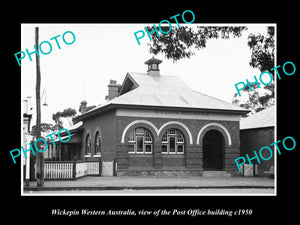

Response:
(86, 133), (92, 155)
(128, 127), (153, 154)
(94, 131), (101, 155)
(161, 129), (185, 154)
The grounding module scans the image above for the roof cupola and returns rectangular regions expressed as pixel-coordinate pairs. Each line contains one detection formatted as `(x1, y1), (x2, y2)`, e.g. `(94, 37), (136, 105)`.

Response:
(144, 56), (162, 76)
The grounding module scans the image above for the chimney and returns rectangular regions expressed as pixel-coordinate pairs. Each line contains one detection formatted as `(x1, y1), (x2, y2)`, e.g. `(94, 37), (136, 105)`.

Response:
(144, 56), (162, 76)
(79, 100), (87, 114)
(105, 80), (120, 101)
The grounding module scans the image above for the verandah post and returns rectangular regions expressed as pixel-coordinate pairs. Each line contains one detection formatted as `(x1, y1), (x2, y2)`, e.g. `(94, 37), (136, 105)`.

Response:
(72, 157), (76, 180)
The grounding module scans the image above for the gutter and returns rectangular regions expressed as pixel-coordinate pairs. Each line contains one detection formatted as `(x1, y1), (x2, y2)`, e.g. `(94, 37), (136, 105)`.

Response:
(73, 103), (250, 123)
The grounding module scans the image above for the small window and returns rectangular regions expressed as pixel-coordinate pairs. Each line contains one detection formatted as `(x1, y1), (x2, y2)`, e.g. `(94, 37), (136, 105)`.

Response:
(169, 129), (176, 135)
(128, 130), (135, 142)
(162, 133), (168, 143)
(161, 129), (185, 154)
(86, 134), (92, 155)
(177, 145), (184, 154)
(94, 132), (101, 155)
(128, 144), (135, 153)
(162, 145), (168, 153)
(136, 136), (144, 153)
(128, 128), (153, 154)
(144, 130), (152, 142)
(177, 130), (184, 143)
(145, 144), (152, 153)
(169, 137), (176, 153)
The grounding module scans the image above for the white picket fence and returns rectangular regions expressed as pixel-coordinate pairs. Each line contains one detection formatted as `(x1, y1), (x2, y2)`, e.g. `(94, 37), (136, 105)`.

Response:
(76, 161), (99, 178)
(44, 162), (74, 179)
(34, 160), (101, 180)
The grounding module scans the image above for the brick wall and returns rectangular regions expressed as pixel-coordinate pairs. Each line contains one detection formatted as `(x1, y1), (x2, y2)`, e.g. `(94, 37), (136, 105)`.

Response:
(240, 127), (274, 176)
(79, 108), (242, 176)
(115, 115), (241, 175)
(81, 109), (117, 162)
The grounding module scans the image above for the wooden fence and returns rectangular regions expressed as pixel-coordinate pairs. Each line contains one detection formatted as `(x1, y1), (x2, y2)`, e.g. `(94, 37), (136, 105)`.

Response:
(34, 160), (101, 180)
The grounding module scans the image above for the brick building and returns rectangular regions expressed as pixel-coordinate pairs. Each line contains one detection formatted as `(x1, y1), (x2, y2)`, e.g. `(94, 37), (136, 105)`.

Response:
(73, 57), (249, 176)
(240, 106), (275, 176)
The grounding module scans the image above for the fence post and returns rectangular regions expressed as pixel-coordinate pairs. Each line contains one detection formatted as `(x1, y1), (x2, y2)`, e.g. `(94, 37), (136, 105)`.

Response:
(99, 156), (102, 176)
(242, 164), (244, 177)
(113, 159), (117, 176)
(72, 157), (77, 180)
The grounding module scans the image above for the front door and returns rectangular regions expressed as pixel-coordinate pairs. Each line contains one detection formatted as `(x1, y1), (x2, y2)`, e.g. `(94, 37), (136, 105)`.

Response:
(203, 130), (225, 170)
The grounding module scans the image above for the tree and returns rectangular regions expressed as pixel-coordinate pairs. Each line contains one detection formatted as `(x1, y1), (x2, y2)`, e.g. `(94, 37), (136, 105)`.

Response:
(31, 123), (54, 136)
(248, 27), (275, 74)
(78, 103), (96, 115)
(52, 107), (77, 128)
(148, 26), (247, 62)
(86, 105), (96, 112)
(232, 27), (275, 114)
(147, 25), (275, 114)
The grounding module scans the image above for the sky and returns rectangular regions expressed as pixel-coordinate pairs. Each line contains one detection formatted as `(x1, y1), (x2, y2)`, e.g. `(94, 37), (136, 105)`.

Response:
(21, 23), (273, 129)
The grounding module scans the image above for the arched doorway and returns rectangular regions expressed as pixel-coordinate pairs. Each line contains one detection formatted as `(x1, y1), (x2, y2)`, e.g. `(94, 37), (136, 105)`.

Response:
(203, 130), (225, 170)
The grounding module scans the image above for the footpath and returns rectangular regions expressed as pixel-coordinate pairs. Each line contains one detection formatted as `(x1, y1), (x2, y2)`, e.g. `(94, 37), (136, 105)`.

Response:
(23, 176), (274, 191)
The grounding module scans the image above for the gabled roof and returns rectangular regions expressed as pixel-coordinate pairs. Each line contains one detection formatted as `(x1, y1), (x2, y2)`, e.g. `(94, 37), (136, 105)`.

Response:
(240, 105), (275, 130)
(75, 72), (249, 121)
(111, 72), (248, 111)
(119, 73), (139, 95)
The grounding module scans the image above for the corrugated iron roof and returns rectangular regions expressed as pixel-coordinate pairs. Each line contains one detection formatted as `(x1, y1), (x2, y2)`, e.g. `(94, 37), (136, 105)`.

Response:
(76, 72), (249, 120)
(240, 105), (275, 130)
(110, 72), (248, 111)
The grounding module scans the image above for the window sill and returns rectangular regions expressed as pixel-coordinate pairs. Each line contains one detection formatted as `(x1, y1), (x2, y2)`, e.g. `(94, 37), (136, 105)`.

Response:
(162, 154), (185, 156)
(128, 154), (153, 157)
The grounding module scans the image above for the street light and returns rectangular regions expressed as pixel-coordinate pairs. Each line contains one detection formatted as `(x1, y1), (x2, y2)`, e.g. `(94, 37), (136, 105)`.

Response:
(41, 89), (48, 106)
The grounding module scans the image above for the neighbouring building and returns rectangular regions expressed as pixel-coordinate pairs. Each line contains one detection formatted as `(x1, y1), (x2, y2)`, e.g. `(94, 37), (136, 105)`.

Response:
(240, 105), (275, 176)
(70, 57), (249, 177)
(23, 97), (33, 184)
(46, 122), (83, 161)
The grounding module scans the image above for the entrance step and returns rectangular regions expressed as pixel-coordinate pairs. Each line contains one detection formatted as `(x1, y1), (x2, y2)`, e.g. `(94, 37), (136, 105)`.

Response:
(202, 171), (231, 177)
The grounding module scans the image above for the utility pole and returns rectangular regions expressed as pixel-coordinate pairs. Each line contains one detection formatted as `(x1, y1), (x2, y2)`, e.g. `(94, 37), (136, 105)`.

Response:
(35, 27), (44, 187)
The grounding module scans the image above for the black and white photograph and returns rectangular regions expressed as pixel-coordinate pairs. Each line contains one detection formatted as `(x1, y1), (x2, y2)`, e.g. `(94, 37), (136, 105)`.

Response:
(4, 4), (298, 224)
(20, 23), (276, 196)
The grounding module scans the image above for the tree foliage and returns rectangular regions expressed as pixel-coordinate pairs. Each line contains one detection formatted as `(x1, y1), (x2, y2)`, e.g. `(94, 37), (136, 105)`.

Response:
(52, 107), (77, 127)
(31, 123), (54, 135)
(147, 26), (247, 62)
(248, 27), (275, 74)
(232, 27), (275, 114)
(147, 25), (275, 114)
(86, 105), (96, 112)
